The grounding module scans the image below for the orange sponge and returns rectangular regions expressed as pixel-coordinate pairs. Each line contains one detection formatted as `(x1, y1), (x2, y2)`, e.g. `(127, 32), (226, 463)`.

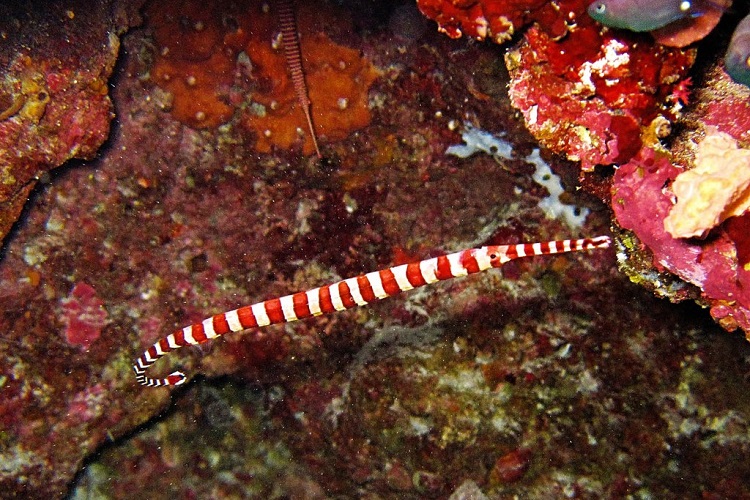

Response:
(146, 0), (379, 154)
(146, 0), (250, 129)
(242, 3), (379, 154)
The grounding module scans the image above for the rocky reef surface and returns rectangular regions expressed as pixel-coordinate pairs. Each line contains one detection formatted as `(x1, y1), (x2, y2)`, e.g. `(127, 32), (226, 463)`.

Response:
(1, 0), (750, 498)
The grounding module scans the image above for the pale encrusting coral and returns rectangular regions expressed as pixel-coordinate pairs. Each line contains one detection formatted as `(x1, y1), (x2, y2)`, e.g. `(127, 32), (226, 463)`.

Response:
(664, 131), (750, 239)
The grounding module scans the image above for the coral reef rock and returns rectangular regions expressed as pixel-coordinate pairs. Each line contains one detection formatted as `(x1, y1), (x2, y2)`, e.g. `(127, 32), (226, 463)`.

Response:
(0, 0), (128, 244)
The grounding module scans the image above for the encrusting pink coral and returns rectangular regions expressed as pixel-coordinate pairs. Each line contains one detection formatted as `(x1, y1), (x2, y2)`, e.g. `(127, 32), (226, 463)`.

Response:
(664, 131), (750, 239)
(611, 146), (750, 333)
(60, 282), (108, 350)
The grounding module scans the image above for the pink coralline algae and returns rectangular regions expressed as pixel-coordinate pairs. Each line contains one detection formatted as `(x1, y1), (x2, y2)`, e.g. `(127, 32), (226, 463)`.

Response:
(505, 21), (694, 171)
(612, 146), (750, 334)
(60, 282), (108, 349)
(417, 0), (695, 170)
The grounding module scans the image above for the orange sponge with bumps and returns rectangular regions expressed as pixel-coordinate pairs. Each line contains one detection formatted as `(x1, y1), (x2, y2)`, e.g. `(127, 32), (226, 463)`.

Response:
(146, 0), (250, 129)
(242, 3), (379, 154)
(146, 0), (379, 154)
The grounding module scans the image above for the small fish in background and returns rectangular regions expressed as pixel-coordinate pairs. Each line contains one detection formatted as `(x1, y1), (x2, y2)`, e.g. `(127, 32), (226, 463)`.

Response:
(725, 13), (750, 87)
(587, 0), (726, 32)
(587, 0), (750, 89)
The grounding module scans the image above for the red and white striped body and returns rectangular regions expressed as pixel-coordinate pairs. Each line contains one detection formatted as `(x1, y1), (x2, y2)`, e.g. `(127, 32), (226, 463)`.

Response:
(134, 235), (610, 387)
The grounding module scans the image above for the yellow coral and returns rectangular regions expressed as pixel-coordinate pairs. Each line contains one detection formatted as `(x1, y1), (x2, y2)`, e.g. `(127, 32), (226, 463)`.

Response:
(665, 131), (750, 239)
